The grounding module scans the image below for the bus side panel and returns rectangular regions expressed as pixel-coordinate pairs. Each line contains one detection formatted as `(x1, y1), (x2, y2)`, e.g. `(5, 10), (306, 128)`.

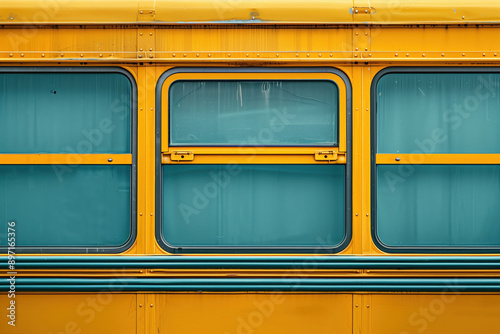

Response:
(156, 293), (353, 334)
(369, 294), (500, 334)
(0, 293), (137, 333)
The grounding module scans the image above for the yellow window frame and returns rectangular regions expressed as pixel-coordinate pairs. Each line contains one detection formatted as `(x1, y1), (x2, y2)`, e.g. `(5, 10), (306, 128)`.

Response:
(160, 71), (347, 165)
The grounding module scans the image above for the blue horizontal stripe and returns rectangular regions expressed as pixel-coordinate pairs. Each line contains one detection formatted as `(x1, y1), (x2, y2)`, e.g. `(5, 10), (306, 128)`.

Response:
(2, 256), (500, 270)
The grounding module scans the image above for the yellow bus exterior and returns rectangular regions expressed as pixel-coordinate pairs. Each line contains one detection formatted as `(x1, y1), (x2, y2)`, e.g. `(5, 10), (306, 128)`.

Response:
(2, 1), (500, 333)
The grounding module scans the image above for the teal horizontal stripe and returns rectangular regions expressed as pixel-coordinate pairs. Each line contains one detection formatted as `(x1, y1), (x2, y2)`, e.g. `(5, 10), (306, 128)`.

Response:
(2, 256), (500, 270)
(3, 277), (500, 292)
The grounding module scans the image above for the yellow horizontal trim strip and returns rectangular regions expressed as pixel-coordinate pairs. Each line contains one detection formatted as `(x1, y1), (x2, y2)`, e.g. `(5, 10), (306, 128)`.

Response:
(377, 154), (500, 165)
(163, 154), (346, 164)
(0, 154), (132, 165)
(2, 0), (500, 25)
(166, 147), (339, 155)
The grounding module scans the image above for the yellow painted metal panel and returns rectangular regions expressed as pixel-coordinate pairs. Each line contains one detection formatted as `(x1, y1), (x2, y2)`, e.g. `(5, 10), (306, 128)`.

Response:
(156, 293), (353, 334)
(0, 28), (137, 59)
(0, 293), (137, 333)
(376, 154), (500, 165)
(155, 27), (352, 56)
(370, 0), (500, 24)
(0, 154), (132, 164)
(369, 294), (500, 334)
(4, 0), (500, 25)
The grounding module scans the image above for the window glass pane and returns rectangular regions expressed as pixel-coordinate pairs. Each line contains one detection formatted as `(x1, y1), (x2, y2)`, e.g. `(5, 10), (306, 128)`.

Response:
(0, 72), (131, 153)
(169, 80), (338, 146)
(0, 165), (131, 247)
(377, 73), (500, 153)
(377, 165), (500, 247)
(162, 164), (345, 248)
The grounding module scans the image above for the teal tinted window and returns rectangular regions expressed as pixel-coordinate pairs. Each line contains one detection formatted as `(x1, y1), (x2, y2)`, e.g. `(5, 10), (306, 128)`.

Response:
(169, 80), (338, 146)
(377, 73), (500, 153)
(0, 165), (131, 247)
(377, 165), (500, 247)
(162, 164), (345, 247)
(0, 73), (131, 153)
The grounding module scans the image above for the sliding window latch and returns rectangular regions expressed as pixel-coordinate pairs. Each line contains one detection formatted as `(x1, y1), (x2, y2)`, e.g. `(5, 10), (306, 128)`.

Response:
(315, 151), (338, 161)
(170, 151), (194, 161)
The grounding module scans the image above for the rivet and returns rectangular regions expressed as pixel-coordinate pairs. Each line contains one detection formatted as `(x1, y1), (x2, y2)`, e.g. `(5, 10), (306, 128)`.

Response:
(367, 305), (370, 308)
(173, 53), (176, 57)
(80, 54), (83, 57)
(395, 157), (400, 161)
(149, 33), (153, 36)
(318, 54), (322, 57)
(422, 53), (425, 57)
(406, 53), (409, 57)
(369, 53), (372, 57)
(276, 53), (279, 57)
(196, 54), (199, 57)
(150, 48), (153, 51)
(462, 53), (465, 56)
(296, 54), (299, 57)
(183, 54), (186, 57)
(150, 213), (153, 216)
(355, 9), (359, 13)
(355, 213), (359, 216)
(495, 53), (498, 57)
(150, 304), (153, 307)
(462, 16), (465, 19)
(208, 54), (211, 57)
(330, 54), (333, 57)
(150, 107), (153, 111)
(99, 54), (102, 57)
(140, 213), (143, 216)
(356, 304), (359, 307)
(140, 108), (143, 110)
(483, 53), (486, 56)
(365, 48), (368, 51)
(355, 32), (359, 35)
(228, 54), (231, 57)
(354, 54), (358, 57)
(252, 16), (255, 20)
(366, 213), (369, 216)
(149, 54), (153, 58)
(355, 47), (358, 51)
(140, 48), (143, 51)
(140, 10), (143, 14)
(395, 53), (398, 57)
(307, 54), (310, 57)
(365, 9), (368, 13)
(60, 54), (64, 57)
(139, 54), (142, 58)
(441, 53), (445, 57)
(9, 54), (12, 57)
(140, 32), (143, 36)
(257, 54), (260, 57)
(41, 54), (45, 57)
(10, 17), (13, 20)
(21, 54), (24, 57)
(365, 32), (368, 35)
(149, 10), (152, 14)
(139, 304), (143, 307)
(108, 158), (113, 162)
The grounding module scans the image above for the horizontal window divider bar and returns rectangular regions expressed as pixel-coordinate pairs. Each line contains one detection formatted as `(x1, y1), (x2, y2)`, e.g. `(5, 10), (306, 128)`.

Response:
(376, 154), (500, 165)
(0, 154), (132, 165)
(163, 150), (346, 164)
